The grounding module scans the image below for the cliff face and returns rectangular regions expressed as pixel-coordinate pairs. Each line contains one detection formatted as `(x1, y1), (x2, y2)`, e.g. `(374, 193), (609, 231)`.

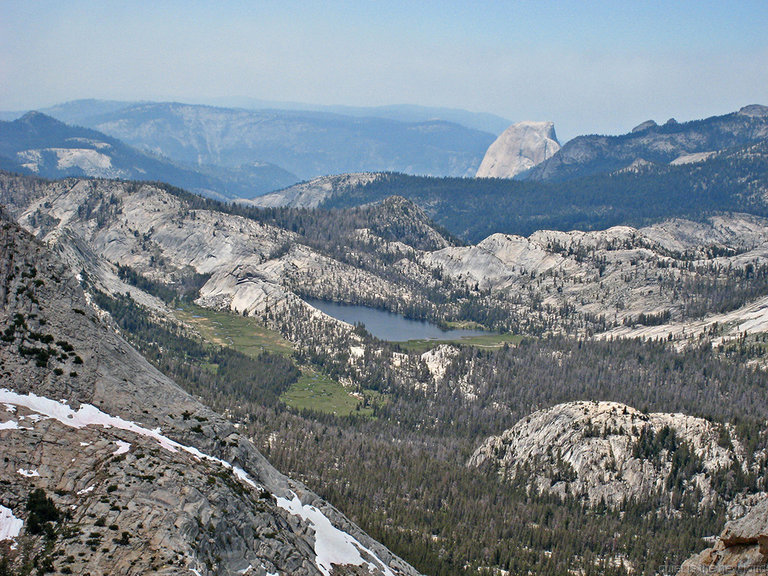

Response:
(678, 499), (768, 575)
(469, 401), (746, 508)
(0, 216), (418, 575)
(475, 121), (560, 179)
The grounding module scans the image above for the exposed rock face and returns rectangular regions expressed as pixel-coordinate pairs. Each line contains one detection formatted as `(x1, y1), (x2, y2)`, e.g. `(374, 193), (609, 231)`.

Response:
(632, 120), (658, 133)
(475, 121), (560, 178)
(245, 173), (384, 209)
(422, 214), (768, 345)
(678, 499), (768, 575)
(0, 173), (454, 334)
(670, 151), (717, 165)
(469, 401), (744, 507)
(0, 215), (419, 575)
(739, 104), (768, 118)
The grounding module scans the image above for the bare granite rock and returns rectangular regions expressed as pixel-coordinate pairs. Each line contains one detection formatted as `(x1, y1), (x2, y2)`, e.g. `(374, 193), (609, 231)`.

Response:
(678, 498), (768, 575)
(469, 401), (746, 508)
(475, 121), (560, 179)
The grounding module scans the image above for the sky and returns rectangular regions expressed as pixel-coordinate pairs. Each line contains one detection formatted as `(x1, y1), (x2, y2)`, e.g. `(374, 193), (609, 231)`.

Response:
(2, 0), (767, 141)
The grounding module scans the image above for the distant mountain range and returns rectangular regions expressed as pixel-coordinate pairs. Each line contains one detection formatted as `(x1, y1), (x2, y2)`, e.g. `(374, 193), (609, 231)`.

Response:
(252, 110), (768, 241)
(2, 101), (766, 213)
(521, 104), (768, 181)
(20, 99), (498, 181)
(0, 112), (296, 200)
(33, 98), (512, 136)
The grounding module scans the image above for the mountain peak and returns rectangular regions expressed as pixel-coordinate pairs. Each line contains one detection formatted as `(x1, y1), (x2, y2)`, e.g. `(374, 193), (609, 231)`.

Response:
(16, 111), (65, 128)
(476, 120), (560, 179)
(739, 104), (768, 117)
(631, 119), (658, 133)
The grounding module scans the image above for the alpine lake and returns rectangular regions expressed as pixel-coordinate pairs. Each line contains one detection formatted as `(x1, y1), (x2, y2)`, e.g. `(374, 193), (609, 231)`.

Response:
(304, 298), (520, 352)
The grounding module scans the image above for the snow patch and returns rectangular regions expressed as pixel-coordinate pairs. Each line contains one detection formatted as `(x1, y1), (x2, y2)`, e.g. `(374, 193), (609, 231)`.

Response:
(17, 468), (39, 478)
(113, 440), (131, 455)
(1, 389), (396, 576)
(77, 486), (95, 496)
(276, 492), (394, 576)
(0, 389), (263, 493)
(0, 420), (19, 430)
(0, 505), (23, 542)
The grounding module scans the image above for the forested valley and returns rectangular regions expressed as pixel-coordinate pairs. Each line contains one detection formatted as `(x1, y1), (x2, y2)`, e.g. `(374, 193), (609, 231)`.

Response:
(91, 275), (768, 576)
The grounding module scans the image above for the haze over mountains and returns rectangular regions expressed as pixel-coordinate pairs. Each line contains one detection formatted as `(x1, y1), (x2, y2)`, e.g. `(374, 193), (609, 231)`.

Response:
(0, 111), (297, 200)
(35, 99), (498, 179)
(522, 104), (768, 181)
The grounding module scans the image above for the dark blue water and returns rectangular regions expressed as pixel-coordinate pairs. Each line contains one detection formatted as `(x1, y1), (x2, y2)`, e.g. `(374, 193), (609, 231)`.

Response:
(304, 298), (492, 342)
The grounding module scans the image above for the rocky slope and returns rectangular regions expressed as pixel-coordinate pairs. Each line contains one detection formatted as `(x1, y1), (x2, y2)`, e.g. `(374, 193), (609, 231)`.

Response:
(246, 173), (384, 209)
(678, 498), (768, 575)
(475, 121), (560, 178)
(0, 213), (418, 575)
(524, 104), (768, 181)
(6, 171), (768, 350)
(251, 137), (768, 243)
(469, 401), (747, 507)
(0, 172), (457, 329)
(422, 211), (768, 345)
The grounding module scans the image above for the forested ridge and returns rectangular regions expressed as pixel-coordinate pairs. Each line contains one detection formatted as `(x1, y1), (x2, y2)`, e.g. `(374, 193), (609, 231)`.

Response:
(317, 140), (768, 241)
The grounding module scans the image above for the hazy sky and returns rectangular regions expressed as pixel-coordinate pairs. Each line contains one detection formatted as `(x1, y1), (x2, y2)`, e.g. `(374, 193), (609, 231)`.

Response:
(2, 1), (767, 141)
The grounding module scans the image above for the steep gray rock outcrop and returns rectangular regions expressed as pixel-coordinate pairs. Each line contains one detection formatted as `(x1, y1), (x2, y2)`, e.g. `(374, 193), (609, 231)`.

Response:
(0, 216), (419, 575)
(678, 499), (768, 575)
(476, 121), (560, 178)
(469, 401), (746, 507)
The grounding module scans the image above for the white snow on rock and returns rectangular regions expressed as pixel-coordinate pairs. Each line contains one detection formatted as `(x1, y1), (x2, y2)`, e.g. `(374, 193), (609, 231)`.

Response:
(276, 492), (395, 576)
(476, 121), (560, 178)
(113, 440), (131, 455)
(17, 468), (39, 477)
(77, 485), (95, 496)
(0, 420), (19, 430)
(0, 505), (23, 542)
(0, 388), (260, 490)
(1, 388), (391, 576)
